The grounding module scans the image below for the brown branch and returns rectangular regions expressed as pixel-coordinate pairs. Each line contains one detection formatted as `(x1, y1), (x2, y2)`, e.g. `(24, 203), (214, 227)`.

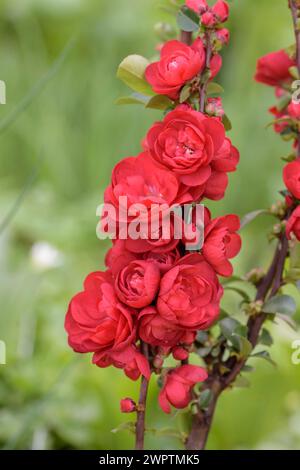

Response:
(185, 2), (300, 450)
(186, 231), (290, 450)
(135, 342), (149, 450)
(180, 30), (193, 45)
(199, 32), (212, 113)
(289, 0), (300, 157)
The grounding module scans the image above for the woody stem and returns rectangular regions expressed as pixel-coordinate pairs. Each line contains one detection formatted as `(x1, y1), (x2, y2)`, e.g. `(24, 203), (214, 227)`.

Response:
(135, 342), (149, 450)
(289, 0), (300, 157)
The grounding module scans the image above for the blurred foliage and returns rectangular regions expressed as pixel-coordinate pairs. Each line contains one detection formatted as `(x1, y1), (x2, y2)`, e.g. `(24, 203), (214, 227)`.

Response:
(0, 0), (300, 450)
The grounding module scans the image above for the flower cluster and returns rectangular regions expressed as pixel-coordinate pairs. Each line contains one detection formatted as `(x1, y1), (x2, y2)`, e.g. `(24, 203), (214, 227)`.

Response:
(255, 48), (300, 240)
(65, 0), (241, 414)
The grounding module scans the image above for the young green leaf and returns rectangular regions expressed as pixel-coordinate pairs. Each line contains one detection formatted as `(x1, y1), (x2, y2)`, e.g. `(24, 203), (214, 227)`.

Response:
(198, 389), (213, 409)
(251, 350), (276, 367)
(222, 114), (232, 131)
(240, 209), (268, 229)
(219, 317), (241, 340)
(207, 82), (224, 96)
(115, 93), (149, 106)
(263, 294), (297, 316)
(146, 95), (173, 110)
(117, 55), (154, 96)
(179, 84), (192, 103)
(259, 328), (273, 347)
(177, 6), (200, 32)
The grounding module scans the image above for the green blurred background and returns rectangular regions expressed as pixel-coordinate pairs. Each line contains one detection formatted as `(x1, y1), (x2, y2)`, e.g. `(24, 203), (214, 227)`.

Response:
(0, 0), (300, 450)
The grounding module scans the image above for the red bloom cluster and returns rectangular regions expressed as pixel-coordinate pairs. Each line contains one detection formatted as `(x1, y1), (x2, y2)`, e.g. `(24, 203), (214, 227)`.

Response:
(255, 49), (300, 241)
(65, 1), (241, 414)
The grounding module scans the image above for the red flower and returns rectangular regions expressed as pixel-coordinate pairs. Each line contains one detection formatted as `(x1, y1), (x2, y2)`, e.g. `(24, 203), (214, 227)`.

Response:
(65, 271), (136, 356)
(146, 106), (225, 191)
(138, 306), (194, 348)
(269, 106), (289, 134)
(120, 398), (136, 413)
(142, 248), (181, 273)
(157, 255), (223, 329)
(286, 206), (300, 240)
(106, 240), (181, 275)
(105, 240), (138, 277)
(93, 345), (151, 381)
(283, 160), (300, 199)
(255, 49), (295, 87)
(105, 152), (179, 217)
(159, 365), (208, 413)
(115, 260), (160, 308)
(145, 39), (205, 100)
(203, 214), (241, 276)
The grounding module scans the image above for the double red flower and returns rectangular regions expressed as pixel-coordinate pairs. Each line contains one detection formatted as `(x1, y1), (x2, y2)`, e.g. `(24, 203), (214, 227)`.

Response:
(65, 5), (242, 415)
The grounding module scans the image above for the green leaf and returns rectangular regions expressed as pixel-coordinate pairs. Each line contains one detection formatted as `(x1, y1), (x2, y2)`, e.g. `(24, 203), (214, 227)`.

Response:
(207, 82), (224, 96)
(231, 335), (253, 358)
(263, 295), (297, 316)
(222, 114), (232, 131)
(242, 364), (254, 373)
(251, 350), (276, 367)
(286, 241), (300, 284)
(117, 55), (154, 96)
(277, 93), (291, 112)
(198, 389), (213, 409)
(111, 421), (135, 434)
(197, 346), (212, 357)
(177, 6), (200, 32)
(240, 209), (268, 229)
(146, 94), (173, 110)
(219, 317), (240, 340)
(115, 93), (149, 106)
(259, 328), (273, 347)
(179, 84), (192, 103)
(224, 286), (251, 303)
(234, 375), (251, 388)
(276, 313), (298, 331)
(289, 66), (299, 79)
(196, 331), (209, 343)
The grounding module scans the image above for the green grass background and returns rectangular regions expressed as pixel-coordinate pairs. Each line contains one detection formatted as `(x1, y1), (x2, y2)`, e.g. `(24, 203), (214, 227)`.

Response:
(0, 0), (300, 450)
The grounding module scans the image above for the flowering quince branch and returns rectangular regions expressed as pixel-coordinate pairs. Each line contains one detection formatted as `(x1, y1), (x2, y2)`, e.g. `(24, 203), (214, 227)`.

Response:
(186, 0), (300, 450)
(64, 0), (299, 451)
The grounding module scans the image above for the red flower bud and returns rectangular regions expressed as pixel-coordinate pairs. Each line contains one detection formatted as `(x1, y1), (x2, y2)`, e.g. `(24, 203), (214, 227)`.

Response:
(288, 101), (300, 119)
(120, 398), (136, 413)
(201, 11), (216, 27)
(186, 0), (208, 14)
(216, 28), (230, 45)
(212, 0), (229, 23)
(153, 355), (164, 369)
(172, 346), (189, 361)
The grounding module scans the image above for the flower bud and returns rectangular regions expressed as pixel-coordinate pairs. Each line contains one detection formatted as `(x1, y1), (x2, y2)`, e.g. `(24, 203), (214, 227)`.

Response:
(153, 355), (164, 369)
(172, 346), (189, 361)
(120, 398), (136, 413)
(212, 0), (229, 23)
(201, 11), (216, 27)
(186, 0), (208, 14)
(206, 97), (224, 117)
(215, 28), (230, 45)
(288, 101), (300, 119)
